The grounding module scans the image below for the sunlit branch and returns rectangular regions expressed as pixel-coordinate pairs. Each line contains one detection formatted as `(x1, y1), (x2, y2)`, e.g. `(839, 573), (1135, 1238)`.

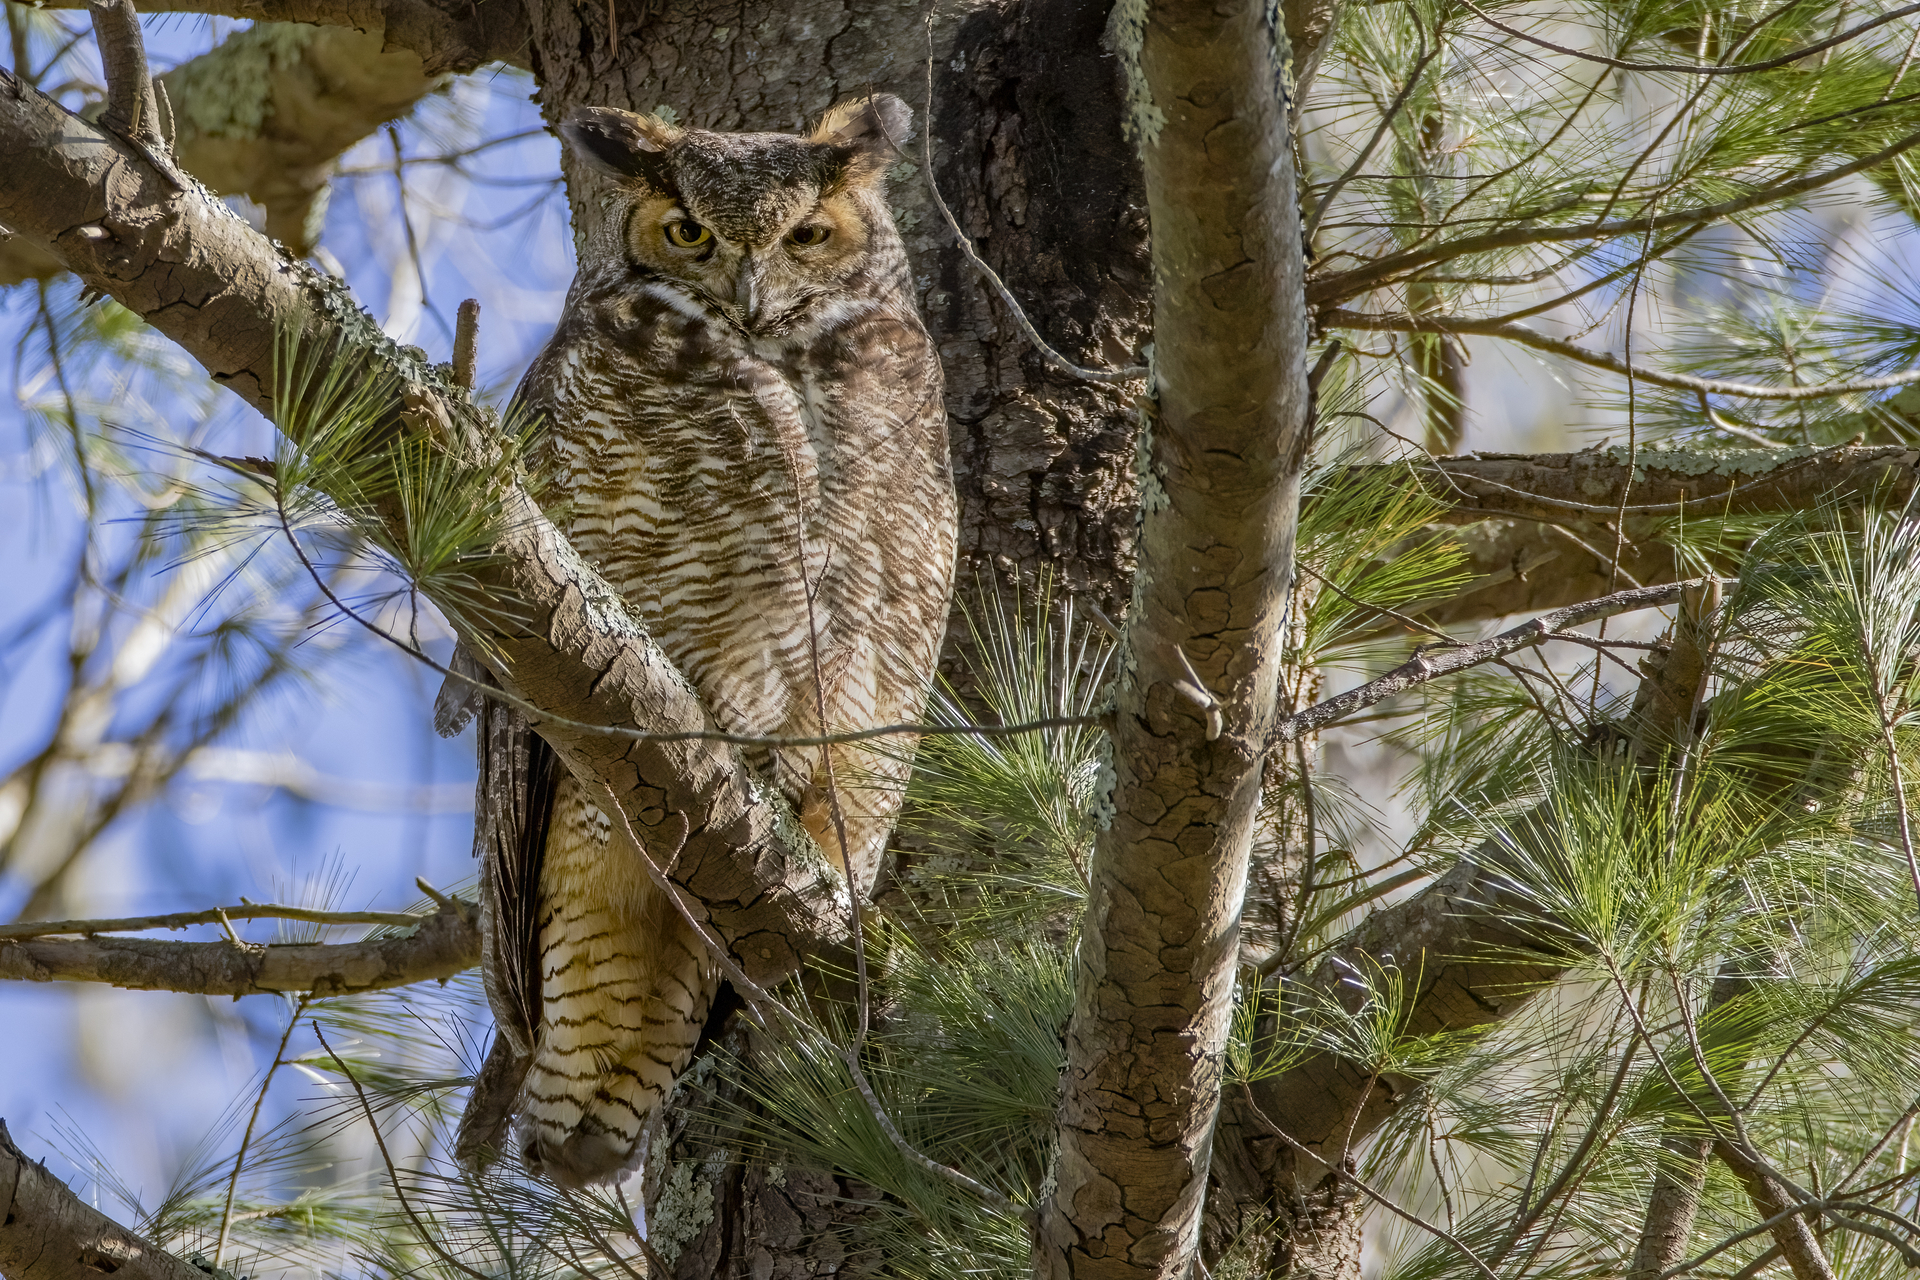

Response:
(0, 1119), (212, 1280)
(0, 898), (479, 995)
(1274, 578), (1718, 744)
(0, 902), (440, 940)
(1323, 309), (1920, 400)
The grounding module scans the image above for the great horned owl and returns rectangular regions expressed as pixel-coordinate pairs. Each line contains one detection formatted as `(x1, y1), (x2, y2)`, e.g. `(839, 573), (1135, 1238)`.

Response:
(452, 95), (958, 1186)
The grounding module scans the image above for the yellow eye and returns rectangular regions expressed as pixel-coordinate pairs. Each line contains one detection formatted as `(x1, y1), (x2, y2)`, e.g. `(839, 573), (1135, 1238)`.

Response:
(788, 224), (831, 247)
(666, 220), (711, 248)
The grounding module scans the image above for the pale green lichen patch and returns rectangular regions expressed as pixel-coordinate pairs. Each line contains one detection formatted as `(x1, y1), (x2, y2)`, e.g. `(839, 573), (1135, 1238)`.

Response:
(650, 1158), (716, 1264)
(167, 22), (317, 140)
(1102, 0), (1165, 146)
(1589, 443), (1836, 485)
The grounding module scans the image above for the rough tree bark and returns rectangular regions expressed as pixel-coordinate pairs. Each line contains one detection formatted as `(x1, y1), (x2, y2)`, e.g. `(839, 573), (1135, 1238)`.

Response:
(1034, 0), (1307, 1274)
(0, 1121), (212, 1280)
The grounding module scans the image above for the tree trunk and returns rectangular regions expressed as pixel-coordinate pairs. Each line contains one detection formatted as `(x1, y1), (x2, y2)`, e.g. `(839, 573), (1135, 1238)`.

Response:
(501, 0), (1154, 1265)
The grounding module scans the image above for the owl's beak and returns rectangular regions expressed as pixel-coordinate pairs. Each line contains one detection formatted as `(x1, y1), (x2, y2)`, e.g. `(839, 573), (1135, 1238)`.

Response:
(734, 263), (763, 329)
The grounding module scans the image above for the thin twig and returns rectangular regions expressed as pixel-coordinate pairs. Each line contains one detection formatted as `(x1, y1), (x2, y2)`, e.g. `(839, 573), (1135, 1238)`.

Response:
(920, 20), (1145, 385)
(1301, 563), (1454, 643)
(1325, 311), (1920, 402)
(1274, 578), (1718, 744)
(1458, 0), (1920, 78)
(1492, 1035), (1637, 1262)
(213, 996), (309, 1267)
(1306, 43), (1439, 241)
(312, 1023), (493, 1280)
(1313, 126), (1920, 304)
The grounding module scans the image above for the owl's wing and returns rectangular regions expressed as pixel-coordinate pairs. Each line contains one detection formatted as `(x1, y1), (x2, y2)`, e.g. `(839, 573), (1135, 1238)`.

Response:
(453, 671), (559, 1166)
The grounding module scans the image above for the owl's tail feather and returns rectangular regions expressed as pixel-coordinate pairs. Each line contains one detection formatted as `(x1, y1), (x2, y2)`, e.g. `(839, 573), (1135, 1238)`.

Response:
(454, 1031), (532, 1168)
(516, 778), (720, 1187)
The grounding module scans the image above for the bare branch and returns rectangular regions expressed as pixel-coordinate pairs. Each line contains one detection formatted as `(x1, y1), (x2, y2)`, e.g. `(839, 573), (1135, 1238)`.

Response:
(0, 899), (480, 995)
(1309, 127), (1920, 305)
(0, 902), (438, 940)
(1325, 310), (1920, 400)
(1275, 578), (1716, 743)
(0, 1120), (212, 1280)
(1457, 0), (1920, 78)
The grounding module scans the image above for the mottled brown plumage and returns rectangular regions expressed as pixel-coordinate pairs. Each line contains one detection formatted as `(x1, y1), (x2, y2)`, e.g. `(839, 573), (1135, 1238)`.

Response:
(452, 95), (957, 1186)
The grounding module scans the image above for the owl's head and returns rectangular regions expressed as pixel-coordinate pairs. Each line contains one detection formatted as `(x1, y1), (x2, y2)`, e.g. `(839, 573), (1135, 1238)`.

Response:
(559, 96), (912, 337)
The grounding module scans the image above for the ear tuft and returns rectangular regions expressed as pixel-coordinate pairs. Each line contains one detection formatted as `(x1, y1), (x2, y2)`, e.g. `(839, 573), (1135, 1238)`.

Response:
(809, 94), (912, 182)
(557, 107), (682, 187)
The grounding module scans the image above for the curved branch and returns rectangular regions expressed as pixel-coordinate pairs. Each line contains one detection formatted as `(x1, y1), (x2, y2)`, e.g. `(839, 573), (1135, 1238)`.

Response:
(0, 1121), (212, 1280)
(1323, 309), (1920, 400)
(0, 68), (845, 996)
(0, 900), (481, 995)
(2, 24), (448, 284)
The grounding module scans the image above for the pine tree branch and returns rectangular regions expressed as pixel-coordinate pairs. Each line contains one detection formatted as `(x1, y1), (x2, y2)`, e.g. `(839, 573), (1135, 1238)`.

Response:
(3, 23), (455, 285)
(1387, 446), (1920, 525)
(1308, 449), (1920, 629)
(1308, 127), (1920, 306)
(0, 899), (480, 995)
(0, 66), (847, 997)
(1275, 578), (1717, 742)
(1322, 311), (1920, 400)
(0, 1120), (213, 1280)
(1456, 0), (1920, 78)
(0, 902), (438, 940)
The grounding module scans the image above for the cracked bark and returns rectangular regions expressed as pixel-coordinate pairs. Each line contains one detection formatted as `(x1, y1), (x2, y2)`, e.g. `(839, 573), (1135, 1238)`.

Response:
(1034, 0), (1308, 1273)
(0, 900), (480, 995)
(2, 22), (449, 285)
(0, 1121), (213, 1280)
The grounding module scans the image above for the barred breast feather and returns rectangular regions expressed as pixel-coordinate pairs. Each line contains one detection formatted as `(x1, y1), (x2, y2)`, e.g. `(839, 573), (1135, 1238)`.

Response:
(463, 94), (959, 1188)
